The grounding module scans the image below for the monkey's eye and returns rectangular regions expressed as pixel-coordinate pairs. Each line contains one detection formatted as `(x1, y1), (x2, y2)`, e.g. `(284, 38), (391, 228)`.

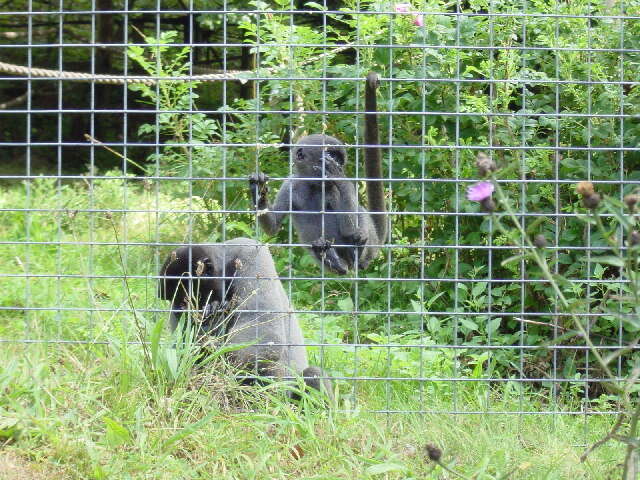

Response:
(295, 149), (304, 161)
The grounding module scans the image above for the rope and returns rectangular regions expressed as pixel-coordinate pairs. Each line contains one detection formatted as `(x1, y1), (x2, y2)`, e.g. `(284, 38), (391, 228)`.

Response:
(0, 45), (351, 85)
(0, 61), (243, 85)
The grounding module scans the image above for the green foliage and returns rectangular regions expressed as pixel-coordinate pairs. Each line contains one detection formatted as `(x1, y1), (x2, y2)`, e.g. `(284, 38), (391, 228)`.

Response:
(118, 1), (640, 384)
(2, 0), (639, 476)
(1, 177), (625, 477)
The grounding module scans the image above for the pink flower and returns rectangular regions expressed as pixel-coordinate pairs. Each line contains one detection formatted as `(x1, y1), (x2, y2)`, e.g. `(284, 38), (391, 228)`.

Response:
(395, 3), (424, 27)
(466, 181), (494, 202)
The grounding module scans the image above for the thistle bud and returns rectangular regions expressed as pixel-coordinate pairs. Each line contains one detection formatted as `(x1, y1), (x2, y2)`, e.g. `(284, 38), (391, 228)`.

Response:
(624, 194), (638, 211)
(475, 152), (497, 177)
(576, 182), (600, 209)
(533, 234), (547, 248)
(582, 193), (601, 210)
(576, 181), (595, 197)
(425, 444), (442, 462)
(480, 197), (496, 213)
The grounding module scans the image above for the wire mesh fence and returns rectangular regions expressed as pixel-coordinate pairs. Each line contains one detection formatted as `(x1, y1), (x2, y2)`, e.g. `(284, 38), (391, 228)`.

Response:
(0, 1), (639, 427)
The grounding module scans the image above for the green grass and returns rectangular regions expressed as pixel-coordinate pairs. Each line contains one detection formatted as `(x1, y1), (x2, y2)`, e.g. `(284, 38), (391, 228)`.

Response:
(0, 176), (623, 479)
(0, 341), (622, 479)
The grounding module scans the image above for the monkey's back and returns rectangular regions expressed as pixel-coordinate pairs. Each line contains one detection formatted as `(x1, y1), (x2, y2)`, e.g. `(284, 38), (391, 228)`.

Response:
(221, 238), (309, 375)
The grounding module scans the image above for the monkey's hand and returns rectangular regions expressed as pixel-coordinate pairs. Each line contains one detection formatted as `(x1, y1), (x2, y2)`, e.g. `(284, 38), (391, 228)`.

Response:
(248, 172), (269, 208)
(339, 228), (368, 270)
(201, 301), (221, 322)
(311, 238), (349, 275)
(201, 300), (233, 337)
(313, 158), (344, 178)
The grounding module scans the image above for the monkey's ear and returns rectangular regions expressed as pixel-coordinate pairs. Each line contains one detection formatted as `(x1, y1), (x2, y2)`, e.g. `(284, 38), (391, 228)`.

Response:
(196, 257), (215, 276)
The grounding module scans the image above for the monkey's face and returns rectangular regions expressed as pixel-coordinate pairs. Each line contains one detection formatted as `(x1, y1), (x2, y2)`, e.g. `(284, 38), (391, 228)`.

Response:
(158, 246), (222, 310)
(294, 134), (347, 177)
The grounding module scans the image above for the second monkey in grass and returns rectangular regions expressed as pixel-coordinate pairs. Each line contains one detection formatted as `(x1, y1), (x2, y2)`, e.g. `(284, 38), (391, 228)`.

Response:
(158, 237), (332, 400)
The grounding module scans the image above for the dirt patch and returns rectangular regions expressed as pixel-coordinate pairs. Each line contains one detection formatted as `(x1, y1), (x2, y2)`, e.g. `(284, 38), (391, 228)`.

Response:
(0, 451), (65, 480)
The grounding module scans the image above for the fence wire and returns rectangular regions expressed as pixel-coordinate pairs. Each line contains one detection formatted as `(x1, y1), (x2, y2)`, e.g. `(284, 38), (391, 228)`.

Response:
(1, 1), (639, 425)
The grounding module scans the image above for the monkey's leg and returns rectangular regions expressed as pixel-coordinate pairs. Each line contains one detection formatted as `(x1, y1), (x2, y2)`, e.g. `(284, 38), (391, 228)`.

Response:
(340, 221), (369, 270)
(311, 238), (349, 275)
(355, 211), (381, 270)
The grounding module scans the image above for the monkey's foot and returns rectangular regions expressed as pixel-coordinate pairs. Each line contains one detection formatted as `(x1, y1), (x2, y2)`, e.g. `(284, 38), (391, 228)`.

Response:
(311, 238), (349, 275)
(249, 171), (269, 183)
(302, 366), (334, 404)
(350, 229), (368, 247)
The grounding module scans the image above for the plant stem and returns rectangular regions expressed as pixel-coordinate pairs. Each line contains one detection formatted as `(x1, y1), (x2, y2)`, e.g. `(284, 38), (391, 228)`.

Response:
(622, 399), (640, 479)
(490, 178), (617, 384)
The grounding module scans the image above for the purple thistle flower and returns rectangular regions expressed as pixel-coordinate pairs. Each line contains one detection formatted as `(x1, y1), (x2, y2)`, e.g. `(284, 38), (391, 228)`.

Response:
(395, 3), (423, 26)
(466, 181), (494, 202)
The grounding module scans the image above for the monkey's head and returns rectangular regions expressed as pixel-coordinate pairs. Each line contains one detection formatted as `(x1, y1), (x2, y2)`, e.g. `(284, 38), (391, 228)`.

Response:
(158, 245), (223, 310)
(293, 134), (347, 177)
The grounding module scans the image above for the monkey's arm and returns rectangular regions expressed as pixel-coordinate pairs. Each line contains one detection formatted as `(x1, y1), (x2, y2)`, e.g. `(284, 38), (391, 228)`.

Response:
(249, 175), (292, 236)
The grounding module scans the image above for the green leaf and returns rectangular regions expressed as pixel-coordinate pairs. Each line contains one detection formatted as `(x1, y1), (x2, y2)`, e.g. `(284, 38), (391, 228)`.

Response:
(305, 1), (327, 10)
(103, 416), (131, 448)
(0, 418), (20, 441)
(487, 318), (501, 336)
(460, 318), (478, 331)
(425, 290), (446, 308)
(472, 282), (488, 298)
(166, 348), (178, 380)
(150, 316), (165, 366)
(365, 463), (407, 475)
(365, 332), (384, 344)
(590, 255), (625, 268)
(410, 299), (423, 314)
(161, 412), (216, 452)
(337, 296), (354, 312)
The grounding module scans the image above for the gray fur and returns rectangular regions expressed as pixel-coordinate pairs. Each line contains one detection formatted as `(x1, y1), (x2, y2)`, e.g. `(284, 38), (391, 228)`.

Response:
(248, 72), (386, 275)
(158, 237), (332, 399)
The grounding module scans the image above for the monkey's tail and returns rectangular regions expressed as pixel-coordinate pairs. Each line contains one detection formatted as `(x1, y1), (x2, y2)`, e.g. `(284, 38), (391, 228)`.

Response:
(364, 71), (387, 242)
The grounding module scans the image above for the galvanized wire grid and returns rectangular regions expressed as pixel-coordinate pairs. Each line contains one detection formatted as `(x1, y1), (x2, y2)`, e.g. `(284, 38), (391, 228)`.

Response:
(0, 2), (638, 422)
